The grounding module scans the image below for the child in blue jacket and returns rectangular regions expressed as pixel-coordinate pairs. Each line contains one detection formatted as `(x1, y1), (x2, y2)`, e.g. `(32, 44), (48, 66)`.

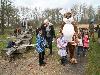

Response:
(36, 28), (46, 66)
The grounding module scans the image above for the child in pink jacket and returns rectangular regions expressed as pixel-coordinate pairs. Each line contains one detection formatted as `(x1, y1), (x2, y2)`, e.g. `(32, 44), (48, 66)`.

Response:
(83, 34), (89, 56)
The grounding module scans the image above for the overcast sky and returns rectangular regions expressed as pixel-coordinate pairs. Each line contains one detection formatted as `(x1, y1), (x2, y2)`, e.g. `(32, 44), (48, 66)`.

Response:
(13, 0), (100, 9)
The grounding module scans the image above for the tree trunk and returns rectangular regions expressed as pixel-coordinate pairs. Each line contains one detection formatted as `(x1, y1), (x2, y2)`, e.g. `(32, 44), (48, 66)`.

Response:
(1, 0), (5, 34)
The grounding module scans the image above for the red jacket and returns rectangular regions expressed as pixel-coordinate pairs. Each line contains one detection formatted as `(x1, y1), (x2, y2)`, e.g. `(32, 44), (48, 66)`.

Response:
(83, 35), (89, 48)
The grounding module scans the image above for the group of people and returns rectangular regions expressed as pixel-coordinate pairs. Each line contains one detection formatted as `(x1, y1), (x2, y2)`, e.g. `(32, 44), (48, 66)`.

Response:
(35, 9), (90, 66)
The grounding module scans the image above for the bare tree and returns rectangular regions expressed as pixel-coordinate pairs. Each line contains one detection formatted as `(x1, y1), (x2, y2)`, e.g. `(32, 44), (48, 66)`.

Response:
(88, 5), (95, 22)
(0, 0), (5, 34)
(95, 6), (100, 23)
(0, 0), (20, 34)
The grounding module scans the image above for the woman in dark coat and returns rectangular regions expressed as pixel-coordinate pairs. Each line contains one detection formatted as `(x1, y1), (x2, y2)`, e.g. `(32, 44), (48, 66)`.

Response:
(41, 19), (56, 55)
(97, 25), (100, 38)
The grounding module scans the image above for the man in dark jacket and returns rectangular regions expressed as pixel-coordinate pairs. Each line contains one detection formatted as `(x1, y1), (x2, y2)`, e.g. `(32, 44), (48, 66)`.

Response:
(41, 19), (56, 55)
(98, 25), (100, 38)
(89, 21), (94, 37)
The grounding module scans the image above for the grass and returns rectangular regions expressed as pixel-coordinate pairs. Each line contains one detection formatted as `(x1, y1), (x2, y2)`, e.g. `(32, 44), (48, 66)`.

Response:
(0, 33), (8, 39)
(86, 33), (100, 75)
(32, 34), (36, 44)
(0, 34), (8, 56)
(0, 29), (13, 56)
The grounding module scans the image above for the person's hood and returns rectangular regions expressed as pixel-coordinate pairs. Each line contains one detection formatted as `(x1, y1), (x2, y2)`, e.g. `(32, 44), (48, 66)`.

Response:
(85, 35), (88, 38)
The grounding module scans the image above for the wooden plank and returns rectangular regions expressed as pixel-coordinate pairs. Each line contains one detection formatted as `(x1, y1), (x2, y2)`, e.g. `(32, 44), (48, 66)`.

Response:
(15, 39), (22, 45)
(4, 48), (16, 56)
(21, 44), (36, 47)
(17, 44), (36, 48)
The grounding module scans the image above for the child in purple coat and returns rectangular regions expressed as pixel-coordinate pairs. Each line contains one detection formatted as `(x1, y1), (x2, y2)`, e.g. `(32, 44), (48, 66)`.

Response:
(57, 32), (68, 65)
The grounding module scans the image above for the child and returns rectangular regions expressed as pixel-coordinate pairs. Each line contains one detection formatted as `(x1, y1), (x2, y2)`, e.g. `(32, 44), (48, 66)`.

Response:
(36, 28), (46, 66)
(68, 33), (78, 64)
(83, 33), (89, 56)
(7, 39), (16, 48)
(77, 35), (83, 56)
(57, 31), (68, 65)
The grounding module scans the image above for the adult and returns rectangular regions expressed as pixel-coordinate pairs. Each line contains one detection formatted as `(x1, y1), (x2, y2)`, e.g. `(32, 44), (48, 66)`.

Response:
(59, 9), (78, 63)
(96, 24), (100, 32)
(89, 21), (95, 38)
(98, 25), (100, 38)
(97, 25), (100, 44)
(41, 19), (56, 55)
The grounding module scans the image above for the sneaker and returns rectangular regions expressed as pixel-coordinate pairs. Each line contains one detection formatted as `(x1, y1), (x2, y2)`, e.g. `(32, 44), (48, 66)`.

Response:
(39, 64), (45, 66)
(62, 63), (66, 66)
(77, 54), (80, 57)
(83, 54), (86, 57)
(43, 61), (46, 64)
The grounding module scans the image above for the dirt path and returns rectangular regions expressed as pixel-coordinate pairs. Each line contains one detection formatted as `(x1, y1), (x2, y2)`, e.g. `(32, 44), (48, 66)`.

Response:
(0, 49), (87, 75)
